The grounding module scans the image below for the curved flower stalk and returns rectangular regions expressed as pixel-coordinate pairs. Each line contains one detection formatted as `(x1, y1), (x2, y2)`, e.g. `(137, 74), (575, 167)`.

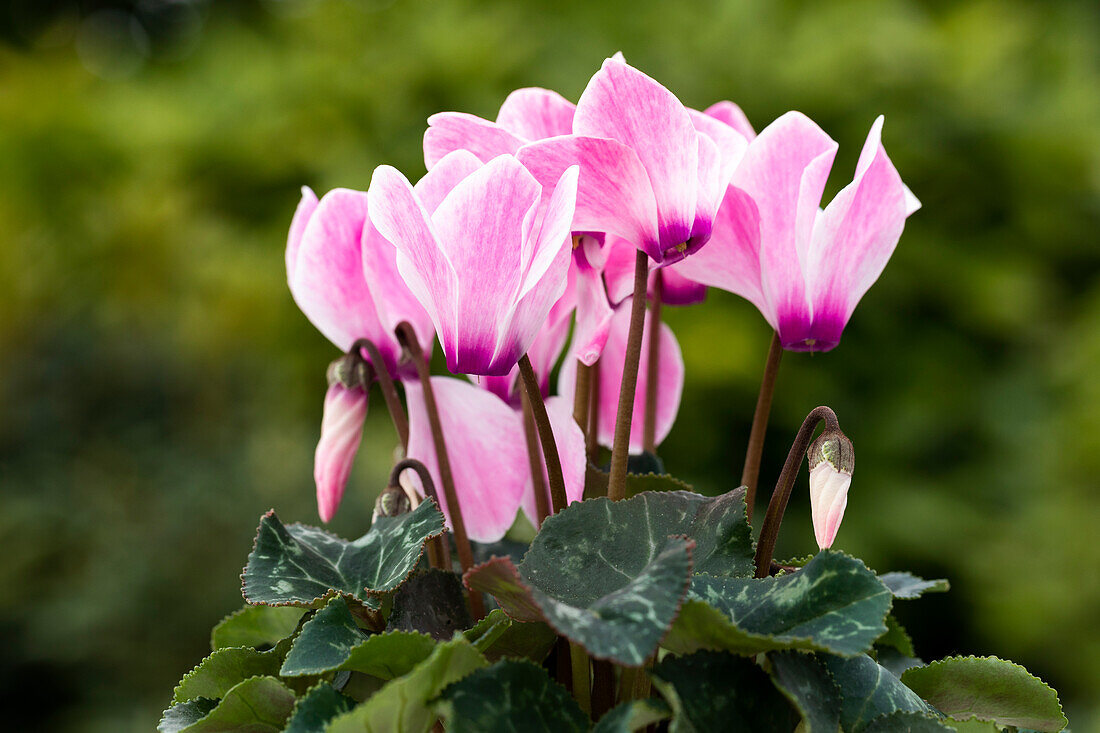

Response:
(367, 155), (580, 377)
(674, 113), (920, 352)
(518, 55), (749, 265)
(401, 376), (584, 541)
(559, 298), (684, 453)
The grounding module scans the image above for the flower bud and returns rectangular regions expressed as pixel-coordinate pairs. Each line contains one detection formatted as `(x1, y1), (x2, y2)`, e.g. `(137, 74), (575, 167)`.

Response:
(372, 484), (412, 521)
(314, 357), (370, 523)
(807, 430), (854, 550)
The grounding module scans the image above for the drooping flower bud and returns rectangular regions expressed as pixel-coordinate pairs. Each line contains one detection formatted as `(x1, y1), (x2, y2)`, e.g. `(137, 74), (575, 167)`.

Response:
(314, 354), (370, 523)
(807, 429), (854, 549)
(372, 484), (412, 521)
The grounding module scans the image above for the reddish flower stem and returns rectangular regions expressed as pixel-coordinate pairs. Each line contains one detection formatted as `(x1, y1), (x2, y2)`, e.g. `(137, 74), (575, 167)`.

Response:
(352, 338), (409, 451)
(388, 458), (450, 571)
(586, 358), (601, 463)
(517, 354), (568, 514)
(521, 387), (551, 527)
(642, 270), (663, 454)
(607, 251), (649, 501)
(741, 332), (783, 522)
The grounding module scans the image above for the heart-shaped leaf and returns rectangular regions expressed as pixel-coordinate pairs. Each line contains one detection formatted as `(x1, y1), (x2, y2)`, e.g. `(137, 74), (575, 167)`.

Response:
(463, 609), (557, 663)
(173, 639), (290, 703)
(878, 572), (949, 599)
(161, 676), (296, 733)
(649, 650), (795, 732)
(283, 682), (355, 733)
(210, 604), (306, 651)
(766, 650), (841, 733)
(901, 656), (1067, 731)
(820, 653), (933, 732)
(241, 499), (445, 611)
(664, 551), (891, 657)
(326, 638), (487, 733)
(433, 659), (588, 732)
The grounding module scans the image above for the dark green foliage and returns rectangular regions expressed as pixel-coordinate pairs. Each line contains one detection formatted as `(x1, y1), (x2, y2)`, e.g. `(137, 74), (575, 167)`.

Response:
(767, 651), (842, 733)
(388, 569), (472, 640)
(283, 683), (356, 733)
(820, 653), (934, 731)
(593, 698), (672, 732)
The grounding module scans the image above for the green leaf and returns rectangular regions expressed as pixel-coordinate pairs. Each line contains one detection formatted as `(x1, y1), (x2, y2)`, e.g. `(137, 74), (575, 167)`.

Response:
(388, 569), (472, 640)
(158, 699), (217, 733)
(583, 463), (692, 500)
(241, 500), (445, 610)
(650, 650), (795, 732)
(173, 640), (289, 703)
(820, 653), (933, 732)
(901, 656), (1067, 731)
(463, 609), (556, 663)
(862, 711), (956, 732)
(283, 683), (355, 733)
(210, 604), (306, 650)
(593, 698), (672, 732)
(433, 659), (588, 732)
(876, 614), (916, 658)
(325, 638), (487, 733)
(766, 651), (840, 733)
(877, 647), (923, 679)
(879, 572), (950, 599)
(166, 676), (297, 732)
(664, 551), (892, 657)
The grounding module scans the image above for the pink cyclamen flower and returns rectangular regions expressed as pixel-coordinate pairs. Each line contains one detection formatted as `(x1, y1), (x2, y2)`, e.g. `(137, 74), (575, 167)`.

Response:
(518, 55), (748, 265)
(314, 360), (369, 523)
(807, 431), (855, 550)
(674, 113), (920, 351)
(559, 297), (684, 452)
(403, 376), (584, 541)
(367, 154), (579, 376)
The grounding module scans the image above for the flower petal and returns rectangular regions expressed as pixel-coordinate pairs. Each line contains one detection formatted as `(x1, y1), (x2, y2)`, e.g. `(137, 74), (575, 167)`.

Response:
(572, 261), (614, 365)
(286, 186), (318, 284)
(518, 135), (661, 260)
(704, 101), (756, 140)
(519, 395), (586, 526)
(314, 383), (367, 523)
(603, 236), (707, 307)
(574, 57), (699, 250)
(290, 188), (385, 352)
(809, 462), (851, 550)
(559, 298), (684, 452)
(496, 87), (576, 140)
(414, 149), (485, 213)
(804, 116), (912, 350)
(424, 112), (526, 169)
(404, 377), (527, 543)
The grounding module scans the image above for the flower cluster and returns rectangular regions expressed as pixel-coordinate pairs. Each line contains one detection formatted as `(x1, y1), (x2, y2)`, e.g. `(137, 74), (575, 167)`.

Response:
(287, 53), (917, 551)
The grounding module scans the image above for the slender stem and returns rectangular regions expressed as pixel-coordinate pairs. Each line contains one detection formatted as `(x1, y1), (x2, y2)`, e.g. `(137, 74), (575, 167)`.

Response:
(569, 642), (591, 717)
(642, 270), (663, 454)
(520, 388), (551, 526)
(573, 361), (591, 432)
(352, 338), (409, 451)
(394, 322), (484, 619)
(517, 354), (568, 514)
(617, 665), (651, 704)
(753, 406), (839, 578)
(586, 358), (600, 462)
(741, 332), (783, 523)
(389, 458), (450, 571)
(591, 659), (615, 718)
(555, 637), (573, 694)
(607, 251), (649, 501)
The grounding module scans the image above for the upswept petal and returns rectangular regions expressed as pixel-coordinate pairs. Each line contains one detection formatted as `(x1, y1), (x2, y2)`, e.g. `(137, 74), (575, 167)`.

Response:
(574, 57), (699, 249)
(366, 165), (456, 355)
(732, 112), (837, 346)
(704, 101), (756, 140)
(673, 185), (768, 320)
(559, 298), (684, 452)
(314, 383), (368, 523)
(518, 135), (661, 260)
(496, 87), (576, 141)
(804, 116), (911, 350)
(423, 112), (525, 169)
(519, 395), (586, 526)
(290, 188), (385, 353)
(285, 186), (318, 284)
(572, 262), (614, 365)
(414, 149), (485, 213)
(689, 108), (749, 198)
(404, 377), (527, 543)
(429, 155), (543, 374)
(602, 237), (707, 307)
(689, 133), (722, 246)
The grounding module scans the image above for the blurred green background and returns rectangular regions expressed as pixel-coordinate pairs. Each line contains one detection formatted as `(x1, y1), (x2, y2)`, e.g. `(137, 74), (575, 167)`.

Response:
(2, 0), (1098, 729)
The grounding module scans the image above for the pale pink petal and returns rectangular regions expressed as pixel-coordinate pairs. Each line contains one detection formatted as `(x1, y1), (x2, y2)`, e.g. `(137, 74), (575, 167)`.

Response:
(424, 112), (526, 169)
(404, 377), (527, 543)
(809, 461), (851, 549)
(314, 383), (368, 523)
(671, 185), (769, 321)
(290, 188), (386, 353)
(574, 57), (699, 250)
(525, 267), (577, 392)
(518, 135), (661, 260)
(689, 108), (749, 200)
(414, 149), (484, 213)
(286, 186), (318, 284)
(805, 116), (911, 351)
(732, 112), (837, 346)
(367, 165), (455, 356)
(496, 87), (576, 140)
(559, 298), (684, 452)
(519, 395), (586, 526)
(602, 236), (642, 305)
(572, 262), (614, 365)
(430, 155), (542, 375)
(704, 101), (756, 140)
(690, 133), (722, 244)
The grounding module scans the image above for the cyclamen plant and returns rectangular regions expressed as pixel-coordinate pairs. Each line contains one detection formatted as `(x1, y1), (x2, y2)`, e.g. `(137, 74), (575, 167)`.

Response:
(161, 55), (1068, 733)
